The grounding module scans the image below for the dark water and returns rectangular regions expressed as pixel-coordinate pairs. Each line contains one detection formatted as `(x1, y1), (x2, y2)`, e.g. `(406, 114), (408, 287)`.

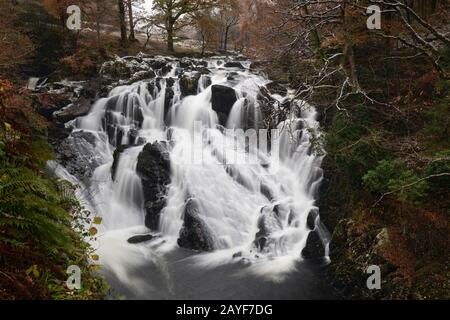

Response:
(101, 246), (338, 300)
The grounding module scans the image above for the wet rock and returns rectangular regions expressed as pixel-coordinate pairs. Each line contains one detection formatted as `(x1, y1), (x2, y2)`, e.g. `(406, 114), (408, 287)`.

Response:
(232, 251), (242, 258)
(164, 87), (174, 123)
(211, 85), (237, 126)
(129, 128), (139, 145)
(307, 208), (319, 230)
(47, 80), (86, 98)
(224, 61), (245, 69)
(198, 67), (211, 75)
(100, 56), (150, 81)
(144, 198), (166, 230)
(55, 131), (102, 181)
(179, 58), (194, 69)
(177, 198), (215, 251)
(179, 73), (201, 97)
(195, 60), (208, 67)
(301, 230), (326, 259)
(161, 64), (173, 76)
(127, 234), (153, 244)
(166, 77), (175, 88)
(125, 70), (156, 85)
(150, 59), (168, 70)
(254, 206), (282, 251)
(136, 142), (171, 230)
(53, 97), (93, 123)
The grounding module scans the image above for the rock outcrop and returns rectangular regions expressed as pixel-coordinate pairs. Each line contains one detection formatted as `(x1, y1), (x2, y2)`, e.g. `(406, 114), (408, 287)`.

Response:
(301, 229), (326, 259)
(53, 97), (93, 123)
(127, 234), (153, 244)
(224, 61), (245, 69)
(211, 85), (237, 126)
(177, 198), (215, 251)
(136, 142), (171, 230)
(55, 131), (103, 181)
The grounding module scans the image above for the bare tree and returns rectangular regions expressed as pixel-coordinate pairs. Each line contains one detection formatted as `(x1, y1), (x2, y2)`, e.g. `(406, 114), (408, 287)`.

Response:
(218, 0), (240, 51)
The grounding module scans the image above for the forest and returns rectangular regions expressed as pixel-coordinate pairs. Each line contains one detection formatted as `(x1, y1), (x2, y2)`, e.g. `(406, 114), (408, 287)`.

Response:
(0, 0), (449, 301)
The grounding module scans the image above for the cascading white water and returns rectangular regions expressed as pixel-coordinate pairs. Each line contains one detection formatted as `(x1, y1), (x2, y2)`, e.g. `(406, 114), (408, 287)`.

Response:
(54, 55), (331, 298)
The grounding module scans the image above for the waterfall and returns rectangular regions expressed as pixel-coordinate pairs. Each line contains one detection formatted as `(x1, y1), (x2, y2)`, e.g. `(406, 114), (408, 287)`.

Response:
(55, 55), (331, 298)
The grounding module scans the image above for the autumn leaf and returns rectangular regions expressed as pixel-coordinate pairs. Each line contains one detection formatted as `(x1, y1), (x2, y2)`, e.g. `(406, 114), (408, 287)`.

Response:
(93, 217), (102, 225)
(26, 265), (40, 279)
(89, 227), (98, 236)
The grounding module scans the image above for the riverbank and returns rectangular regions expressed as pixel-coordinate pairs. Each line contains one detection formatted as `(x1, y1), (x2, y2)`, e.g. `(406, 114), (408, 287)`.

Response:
(0, 80), (109, 299)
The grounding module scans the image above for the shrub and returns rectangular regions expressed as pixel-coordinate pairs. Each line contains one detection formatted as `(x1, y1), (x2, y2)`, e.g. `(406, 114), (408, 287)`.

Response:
(363, 160), (429, 204)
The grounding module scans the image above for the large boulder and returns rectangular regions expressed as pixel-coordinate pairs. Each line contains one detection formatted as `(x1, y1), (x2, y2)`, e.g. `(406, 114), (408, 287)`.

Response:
(136, 142), (171, 230)
(55, 131), (103, 181)
(307, 208), (319, 230)
(127, 234), (153, 244)
(301, 229), (326, 259)
(123, 70), (156, 85)
(53, 97), (93, 123)
(100, 56), (150, 81)
(144, 198), (166, 230)
(254, 205), (283, 251)
(211, 85), (237, 126)
(177, 198), (215, 251)
(224, 61), (245, 69)
(149, 59), (168, 70)
(179, 73), (201, 97)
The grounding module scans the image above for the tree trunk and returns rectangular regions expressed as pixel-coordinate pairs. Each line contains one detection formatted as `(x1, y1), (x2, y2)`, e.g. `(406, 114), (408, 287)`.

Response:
(127, 0), (136, 41)
(341, 2), (359, 91)
(201, 33), (206, 56)
(95, 5), (102, 48)
(118, 0), (128, 46)
(224, 26), (229, 51)
(167, 23), (175, 52)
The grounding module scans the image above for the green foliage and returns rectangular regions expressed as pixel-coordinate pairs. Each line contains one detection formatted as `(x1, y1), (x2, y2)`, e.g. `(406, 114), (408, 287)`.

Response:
(363, 160), (429, 204)
(0, 165), (74, 251)
(425, 150), (450, 193)
(0, 137), (108, 299)
(325, 106), (387, 184)
(423, 95), (450, 150)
